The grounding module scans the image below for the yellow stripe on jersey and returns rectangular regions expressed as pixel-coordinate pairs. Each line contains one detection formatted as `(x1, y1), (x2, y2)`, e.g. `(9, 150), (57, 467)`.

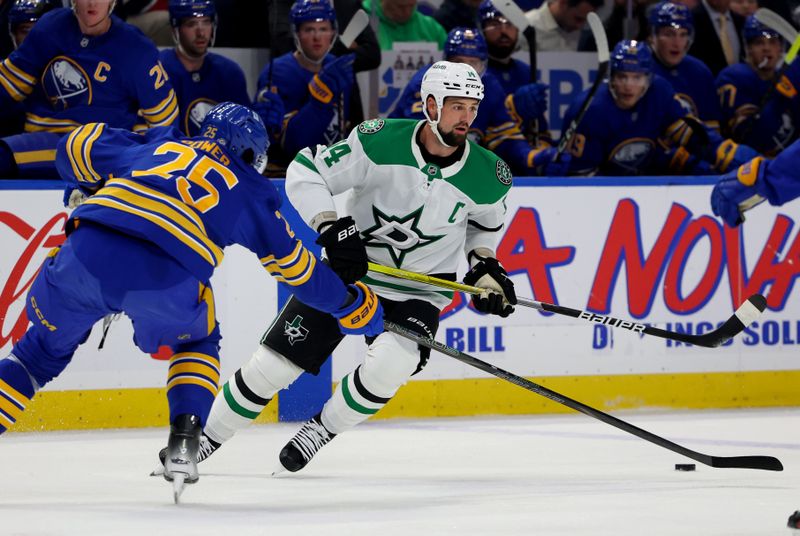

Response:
(141, 90), (179, 126)
(3, 58), (35, 84)
(0, 379), (29, 419)
(66, 123), (105, 184)
(166, 376), (219, 396)
(85, 190), (222, 268)
(0, 393), (23, 422)
(168, 363), (220, 387)
(167, 352), (220, 396)
(14, 149), (57, 164)
(108, 178), (207, 234)
(263, 245), (317, 286)
(199, 283), (216, 337)
(24, 113), (81, 133)
(0, 65), (25, 101)
(0, 60), (34, 99)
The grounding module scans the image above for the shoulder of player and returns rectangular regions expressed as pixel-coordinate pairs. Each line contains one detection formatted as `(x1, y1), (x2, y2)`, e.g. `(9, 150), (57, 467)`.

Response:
(715, 63), (753, 85)
(460, 143), (512, 201)
(681, 54), (714, 79)
(158, 48), (180, 70)
(33, 7), (73, 31)
(355, 118), (417, 147)
(205, 52), (246, 78)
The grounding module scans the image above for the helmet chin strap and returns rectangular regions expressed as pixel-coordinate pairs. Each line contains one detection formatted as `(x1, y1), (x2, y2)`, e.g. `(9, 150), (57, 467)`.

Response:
(422, 103), (456, 148)
(293, 31), (338, 66)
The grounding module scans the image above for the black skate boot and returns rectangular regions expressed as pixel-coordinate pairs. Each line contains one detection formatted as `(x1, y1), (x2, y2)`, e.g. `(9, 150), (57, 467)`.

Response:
(163, 414), (202, 503)
(154, 432), (221, 476)
(278, 413), (336, 473)
(788, 510), (800, 529)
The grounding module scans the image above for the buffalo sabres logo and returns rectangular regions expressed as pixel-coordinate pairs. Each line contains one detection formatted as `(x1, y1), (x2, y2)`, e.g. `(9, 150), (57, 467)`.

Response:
(358, 118), (385, 134)
(284, 315), (309, 345)
(185, 98), (217, 136)
(675, 93), (698, 117)
(496, 160), (512, 185)
(42, 56), (91, 110)
(361, 205), (444, 266)
(610, 139), (654, 172)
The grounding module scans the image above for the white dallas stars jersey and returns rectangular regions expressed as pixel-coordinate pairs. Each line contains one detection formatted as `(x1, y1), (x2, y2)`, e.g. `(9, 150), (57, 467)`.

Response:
(286, 118), (512, 309)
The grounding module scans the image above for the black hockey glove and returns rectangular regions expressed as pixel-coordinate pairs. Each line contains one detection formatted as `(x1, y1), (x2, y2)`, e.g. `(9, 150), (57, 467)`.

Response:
(463, 256), (517, 317)
(316, 216), (368, 284)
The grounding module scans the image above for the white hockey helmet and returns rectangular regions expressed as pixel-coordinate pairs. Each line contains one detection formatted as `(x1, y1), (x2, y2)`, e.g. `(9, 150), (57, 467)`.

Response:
(420, 61), (484, 147)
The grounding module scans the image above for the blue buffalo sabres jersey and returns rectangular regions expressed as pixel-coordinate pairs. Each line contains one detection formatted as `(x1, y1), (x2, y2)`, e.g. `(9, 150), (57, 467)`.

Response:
(159, 49), (250, 136)
(562, 76), (689, 175)
(258, 52), (353, 167)
(748, 137), (800, 206)
(716, 63), (799, 155)
(487, 57), (531, 95)
(53, 123), (349, 314)
(653, 54), (721, 131)
(388, 66), (545, 174)
(0, 8), (178, 133)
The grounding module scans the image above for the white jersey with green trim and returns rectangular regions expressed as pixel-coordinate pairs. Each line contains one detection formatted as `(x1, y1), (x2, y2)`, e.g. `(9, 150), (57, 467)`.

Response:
(286, 118), (513, 309)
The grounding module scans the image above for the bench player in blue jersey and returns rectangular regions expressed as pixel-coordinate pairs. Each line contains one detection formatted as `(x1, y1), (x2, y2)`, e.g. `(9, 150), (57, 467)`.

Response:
(647, 2), (721, 131)
(257, 0), (356, 172)
(0, 0), (179, 179)
(0, 0), (60, 137)
(390, 27), (564, 175)
(0, 102), (383, 501)
(560, 39), (758, 175)
(712, 136), (800, 227)
(716, 15), (799, 156)
(159, 0), (252, 137)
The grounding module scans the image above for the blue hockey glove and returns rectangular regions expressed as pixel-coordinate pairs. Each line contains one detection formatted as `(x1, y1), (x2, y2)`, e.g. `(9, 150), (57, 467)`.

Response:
(714, 139), (760, 173)
(309, 53), (355, 105)
(512, 83), (548, 122)
(332, 281), (384, 336)
(531, 147), (571, 176)
(463, 255), (517, 317)
(253, 89), (285, 134)
(711, 156), (767, 227)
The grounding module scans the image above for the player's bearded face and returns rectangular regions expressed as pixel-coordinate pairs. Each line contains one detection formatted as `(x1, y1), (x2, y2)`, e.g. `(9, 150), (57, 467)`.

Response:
(179, 16), (213, 57)
(437, 97), (479, 146)
(483, 18), (518, 59)
(652, 27), (690, 67)
(610, 72), (649, 110)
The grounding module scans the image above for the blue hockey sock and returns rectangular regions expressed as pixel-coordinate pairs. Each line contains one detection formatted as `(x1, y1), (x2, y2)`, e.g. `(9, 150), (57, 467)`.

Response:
(0, 357), (36, 434)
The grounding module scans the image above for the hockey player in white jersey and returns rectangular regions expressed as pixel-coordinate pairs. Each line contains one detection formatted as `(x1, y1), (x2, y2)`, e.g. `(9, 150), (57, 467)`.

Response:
(169, 61), (517, 473)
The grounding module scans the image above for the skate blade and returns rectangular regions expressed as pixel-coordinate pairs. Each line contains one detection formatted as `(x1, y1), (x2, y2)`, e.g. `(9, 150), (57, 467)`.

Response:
(172, 473), (186, 504)
(271, 464), (290, 477)
(150, 465), (165, 477)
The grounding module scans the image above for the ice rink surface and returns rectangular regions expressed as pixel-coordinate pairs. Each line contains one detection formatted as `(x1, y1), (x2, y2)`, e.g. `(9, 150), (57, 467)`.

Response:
(2, 408), (800, 536)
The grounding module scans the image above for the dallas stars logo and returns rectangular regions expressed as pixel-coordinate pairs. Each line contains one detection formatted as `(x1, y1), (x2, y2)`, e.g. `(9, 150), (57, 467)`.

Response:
(284, 315), (308, 345)
(361, 205), (444, 267)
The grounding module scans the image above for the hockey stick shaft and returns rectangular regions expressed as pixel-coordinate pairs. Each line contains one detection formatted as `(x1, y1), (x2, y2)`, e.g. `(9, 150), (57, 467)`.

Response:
(336, 10), (369, 142)
(385, 321), (783, 471)
(367, 262), (766, 348)
(554, 11), (609, 163)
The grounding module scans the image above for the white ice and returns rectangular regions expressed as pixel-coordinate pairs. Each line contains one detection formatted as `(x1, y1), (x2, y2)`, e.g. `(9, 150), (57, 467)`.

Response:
(2, 408), (799, 536)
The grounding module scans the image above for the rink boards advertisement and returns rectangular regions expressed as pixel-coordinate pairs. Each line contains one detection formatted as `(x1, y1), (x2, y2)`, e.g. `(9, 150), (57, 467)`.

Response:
(1, 178), (799, 431)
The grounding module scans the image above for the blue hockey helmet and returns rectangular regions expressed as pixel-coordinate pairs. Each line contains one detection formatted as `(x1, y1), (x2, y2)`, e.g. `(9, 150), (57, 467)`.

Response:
(445, 27), (488, 61)
(648, 2), (693, 38)
(478, 0), (506, 26)
(169, 0), (217, 28)
(9, 0), (59, 28)
(610, 40), (653, 75)
(742, 14), (780, 44)
(200, 102), (269, 174)
(290, 0), (337, 30)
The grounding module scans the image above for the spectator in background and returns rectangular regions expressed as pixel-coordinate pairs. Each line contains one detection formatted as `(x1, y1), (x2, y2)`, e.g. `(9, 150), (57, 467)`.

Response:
(525, 0), (604, 52)
(1, 0), (59, 137)
(433, 0), (481, 32)
(390, 27), (561, 175)
(0, 0), (178, 179)
(729, 0), (756, 17)
(716, 16), (798, 156)
(559, 40), (758, 175)
(257, 0), (356, 173)
(688, 0), (744, 76)
(480, 0), (529, 94)
(600, 0), (653, 48)
(364, 0), (447, 50)
(160, 0), (253, 136)
(123, 0), (172, 45)
(647, 2), (720, 130)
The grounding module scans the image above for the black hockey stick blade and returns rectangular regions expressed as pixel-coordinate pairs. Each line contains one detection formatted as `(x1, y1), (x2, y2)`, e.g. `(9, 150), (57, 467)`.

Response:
(385, 321), (783, 472)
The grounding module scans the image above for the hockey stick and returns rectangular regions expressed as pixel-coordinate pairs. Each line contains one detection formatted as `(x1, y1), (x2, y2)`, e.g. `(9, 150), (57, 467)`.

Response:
(554, 12), (609, 163)
(490, 0), (539, 143)
(384, 320), (783, 471)
(336, 9), (369, 141)
(367, 262), (766, 348)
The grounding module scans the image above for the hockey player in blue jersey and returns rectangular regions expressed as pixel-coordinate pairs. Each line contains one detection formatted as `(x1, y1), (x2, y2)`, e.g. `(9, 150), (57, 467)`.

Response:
(1, 0), (59, 137)
(0, 0), (179, 179)
(160, 0), (252, 137)
(560, 40), (758, 175)
(256, 0), (355, 172)
(0, 102), (383, 501)
(647, 2), (721, 131)
(390, 26), (563, 175)
(711, 136), (800, 227)
(479, 0), (530, 95)
(716, 15), (798, 156)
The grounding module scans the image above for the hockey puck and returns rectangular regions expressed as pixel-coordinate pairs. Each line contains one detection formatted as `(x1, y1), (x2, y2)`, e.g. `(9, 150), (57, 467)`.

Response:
(675, 463), (696, 471)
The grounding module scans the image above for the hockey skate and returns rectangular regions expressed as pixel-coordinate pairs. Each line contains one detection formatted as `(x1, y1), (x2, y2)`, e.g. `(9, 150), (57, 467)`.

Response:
(163, 414), (202, 503)
(151, 432), (220, 477)
(277, 413), (336, 474)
